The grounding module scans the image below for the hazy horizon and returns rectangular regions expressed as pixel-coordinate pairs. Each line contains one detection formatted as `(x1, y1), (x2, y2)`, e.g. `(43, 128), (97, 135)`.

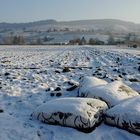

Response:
(1, 18), (140, 25)
(0, 0), (140, 24)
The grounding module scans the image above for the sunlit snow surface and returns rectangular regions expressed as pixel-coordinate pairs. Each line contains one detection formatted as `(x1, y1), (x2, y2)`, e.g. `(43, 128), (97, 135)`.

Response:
(0, 45), (140, 140)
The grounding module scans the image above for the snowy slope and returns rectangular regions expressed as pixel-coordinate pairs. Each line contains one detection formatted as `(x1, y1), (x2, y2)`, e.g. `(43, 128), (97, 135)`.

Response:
(1, 19), (140, 33)
(1, 19), (140, 45)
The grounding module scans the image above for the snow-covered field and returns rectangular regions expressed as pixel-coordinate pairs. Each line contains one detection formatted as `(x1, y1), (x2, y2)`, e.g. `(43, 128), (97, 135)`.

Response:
(0, 45), (140, 140)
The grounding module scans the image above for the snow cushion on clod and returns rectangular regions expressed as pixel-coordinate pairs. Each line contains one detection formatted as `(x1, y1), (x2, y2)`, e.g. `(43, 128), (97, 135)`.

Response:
(79, 76), (108, 89)
(104, 96), (140, 135)
(31, 97), (108, 132)
(78, 80), (139, 107)
(78, 76), (108, 96)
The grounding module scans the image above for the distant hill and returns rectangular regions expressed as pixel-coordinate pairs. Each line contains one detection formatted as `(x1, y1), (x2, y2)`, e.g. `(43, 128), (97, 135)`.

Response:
(0, 19), (57, 29)
(60, 19), (140, 33)
(0, 19), (140, 34)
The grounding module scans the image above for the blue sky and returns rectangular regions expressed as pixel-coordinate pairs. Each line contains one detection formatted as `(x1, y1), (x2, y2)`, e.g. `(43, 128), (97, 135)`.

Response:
(0, 0), (140, 23)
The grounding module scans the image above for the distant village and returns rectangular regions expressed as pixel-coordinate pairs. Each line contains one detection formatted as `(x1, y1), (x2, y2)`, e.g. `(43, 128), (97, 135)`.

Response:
(0, 27), (140, 47)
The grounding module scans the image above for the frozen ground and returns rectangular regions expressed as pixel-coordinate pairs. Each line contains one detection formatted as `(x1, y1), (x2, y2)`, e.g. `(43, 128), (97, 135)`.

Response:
(0, 45), (140, 140)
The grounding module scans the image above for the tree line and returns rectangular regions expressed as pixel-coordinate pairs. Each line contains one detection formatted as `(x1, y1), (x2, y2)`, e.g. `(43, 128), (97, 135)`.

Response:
(0, 33), (140, 47)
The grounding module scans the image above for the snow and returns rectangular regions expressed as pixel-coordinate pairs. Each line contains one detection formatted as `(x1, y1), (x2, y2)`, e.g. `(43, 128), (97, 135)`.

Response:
(32, 97), (108, 130)
(105, 96), (140, 134)
(79, 79), (139, 107)
(79, 76), (108, 87)
(32, 97), (107, 117)
(0, 45), (140, 140)
(106, 96), (140, 121)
